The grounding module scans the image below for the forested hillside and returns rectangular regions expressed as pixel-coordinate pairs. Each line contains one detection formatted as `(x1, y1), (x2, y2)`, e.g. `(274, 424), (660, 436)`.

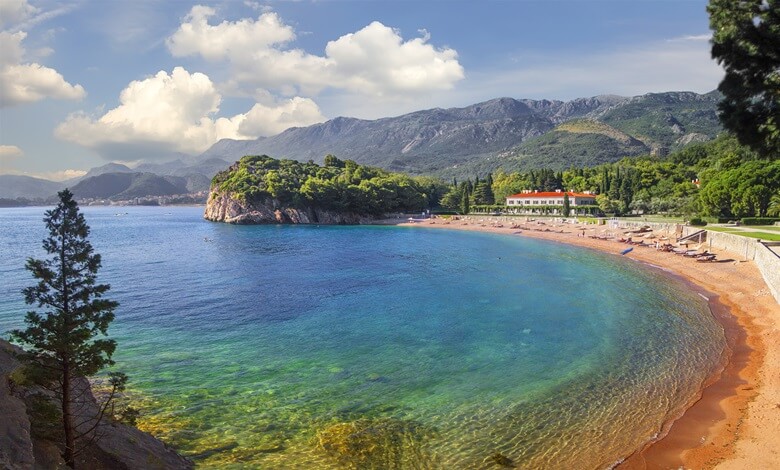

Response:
(211, 155), (446, 216)
(438, 135), (779, 219)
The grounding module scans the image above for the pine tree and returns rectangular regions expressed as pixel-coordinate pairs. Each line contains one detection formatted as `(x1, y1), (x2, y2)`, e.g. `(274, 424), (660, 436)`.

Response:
(12, 189), (126, 469)
(563, 193), (571, 217)
(708, 0), (779, 157)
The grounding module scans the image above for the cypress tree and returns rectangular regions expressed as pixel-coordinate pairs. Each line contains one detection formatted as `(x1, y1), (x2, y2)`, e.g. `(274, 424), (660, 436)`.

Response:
(563, 192), (571, 217)
(461, 187), (471, 215)
(12, 189), (126, 469)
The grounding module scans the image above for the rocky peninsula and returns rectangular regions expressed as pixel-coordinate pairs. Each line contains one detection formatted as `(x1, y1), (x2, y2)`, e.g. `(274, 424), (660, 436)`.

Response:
(204, 190), (374, 224)
(203, 155), (429, 224)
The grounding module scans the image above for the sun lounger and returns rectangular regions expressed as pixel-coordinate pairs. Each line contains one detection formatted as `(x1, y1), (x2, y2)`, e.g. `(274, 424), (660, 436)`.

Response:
(695, 254), (716, 262)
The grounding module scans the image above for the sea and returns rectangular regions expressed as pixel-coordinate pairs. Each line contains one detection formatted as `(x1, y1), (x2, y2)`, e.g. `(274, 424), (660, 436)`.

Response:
(0, 206), (726, 469)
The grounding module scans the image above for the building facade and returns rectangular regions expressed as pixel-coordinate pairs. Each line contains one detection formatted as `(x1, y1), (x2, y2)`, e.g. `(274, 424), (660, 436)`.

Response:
(505, 190), (598, 214)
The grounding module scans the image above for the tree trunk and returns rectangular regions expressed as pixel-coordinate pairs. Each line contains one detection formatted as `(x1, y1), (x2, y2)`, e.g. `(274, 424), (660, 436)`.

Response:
(62, 361), (75, 468)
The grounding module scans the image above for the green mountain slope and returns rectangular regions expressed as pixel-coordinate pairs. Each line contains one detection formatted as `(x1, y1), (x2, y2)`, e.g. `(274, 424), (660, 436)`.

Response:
(597, 91), (721, 152)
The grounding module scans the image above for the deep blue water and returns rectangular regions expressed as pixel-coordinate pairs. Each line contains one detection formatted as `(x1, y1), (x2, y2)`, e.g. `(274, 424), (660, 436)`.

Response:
(0, 206), (725, 469)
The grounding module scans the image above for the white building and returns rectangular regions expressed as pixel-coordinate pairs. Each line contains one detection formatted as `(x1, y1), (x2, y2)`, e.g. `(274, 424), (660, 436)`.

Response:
(505, 190), (598, 214)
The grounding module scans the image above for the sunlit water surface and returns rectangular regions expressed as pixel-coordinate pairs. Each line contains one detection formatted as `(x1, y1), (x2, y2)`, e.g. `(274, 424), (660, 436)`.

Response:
(0, 206), (725, 469)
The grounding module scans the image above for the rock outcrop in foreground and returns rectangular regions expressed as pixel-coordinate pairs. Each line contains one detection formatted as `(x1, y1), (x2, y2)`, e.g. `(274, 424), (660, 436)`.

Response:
(204, 191), (376, 224)
(0, 340), (192, 470)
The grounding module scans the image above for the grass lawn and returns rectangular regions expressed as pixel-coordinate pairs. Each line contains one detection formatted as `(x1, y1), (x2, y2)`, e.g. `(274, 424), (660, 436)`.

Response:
(745, 225), (780, 232)
(617, 216), (685, 223)
(728, 231), (780, 241)
(706, 228), (780, 241)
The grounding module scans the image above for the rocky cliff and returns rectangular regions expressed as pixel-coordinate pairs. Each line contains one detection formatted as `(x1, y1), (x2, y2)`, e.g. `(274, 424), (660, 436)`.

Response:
(204, 190), (376, 225)
(0, 339), (192, 470)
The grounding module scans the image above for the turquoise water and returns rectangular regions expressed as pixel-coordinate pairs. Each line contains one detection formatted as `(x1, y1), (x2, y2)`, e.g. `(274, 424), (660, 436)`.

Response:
(0, 206), (725, 469)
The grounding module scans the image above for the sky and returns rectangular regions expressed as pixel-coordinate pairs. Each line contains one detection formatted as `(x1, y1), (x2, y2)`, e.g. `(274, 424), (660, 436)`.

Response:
(0, 0), (723, 181)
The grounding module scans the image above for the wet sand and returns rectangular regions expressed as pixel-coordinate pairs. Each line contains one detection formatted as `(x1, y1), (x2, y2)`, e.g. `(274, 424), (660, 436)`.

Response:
(386, 216), (780, 469)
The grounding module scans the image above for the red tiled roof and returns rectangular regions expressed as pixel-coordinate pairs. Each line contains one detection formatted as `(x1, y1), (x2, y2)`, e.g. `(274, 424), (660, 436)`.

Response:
(507, 191), (596, 199)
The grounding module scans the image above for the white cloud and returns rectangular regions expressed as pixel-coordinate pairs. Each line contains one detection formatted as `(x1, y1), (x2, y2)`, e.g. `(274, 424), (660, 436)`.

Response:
(324, 21), (463, 95)
(0, 144), (24, 161)
(0, 168), (88, 181)
(55, 67), (325, 159)
(0, 0), (39, 29)
(460, 35), (723, 102)
(668, 34), (712, 42)
(37, 169), (86, 181)
(167, 6), (295, 60)
(238, 97), (325, 137)
(167, 6), (464, 97)
(0, 30), (85, 107)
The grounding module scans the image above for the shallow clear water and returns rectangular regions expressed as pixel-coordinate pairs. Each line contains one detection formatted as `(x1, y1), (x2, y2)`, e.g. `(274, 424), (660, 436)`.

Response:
(0, 206), (725, 469)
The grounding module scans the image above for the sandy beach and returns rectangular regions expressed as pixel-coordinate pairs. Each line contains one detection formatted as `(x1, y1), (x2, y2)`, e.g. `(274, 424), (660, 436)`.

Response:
(390, 216), (780, 469)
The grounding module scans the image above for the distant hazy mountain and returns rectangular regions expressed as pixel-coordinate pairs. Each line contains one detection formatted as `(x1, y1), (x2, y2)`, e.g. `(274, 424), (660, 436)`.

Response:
(81, 162), (134, 179)
(70, 172), (189, 200)
(132, 157), (230, 191)
(0, 175), (64, 199)
(200, 91), (722, 177)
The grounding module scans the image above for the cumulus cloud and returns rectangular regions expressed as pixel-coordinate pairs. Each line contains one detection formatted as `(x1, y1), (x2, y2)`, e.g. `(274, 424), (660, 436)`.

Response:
(55, 67), (325, 159)
(168, 5), (294, 60)
(167, 6), (464, 97)
(0, 144), (24, 161)
(0, 30), (85, 107)
(238, 97), (326, 137)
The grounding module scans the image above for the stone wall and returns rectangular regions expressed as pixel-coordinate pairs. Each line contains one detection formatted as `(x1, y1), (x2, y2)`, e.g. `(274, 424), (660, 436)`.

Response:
(755, 242), (780, 304)
(613, 221), (779, 305)
(681, 227), (760, 260)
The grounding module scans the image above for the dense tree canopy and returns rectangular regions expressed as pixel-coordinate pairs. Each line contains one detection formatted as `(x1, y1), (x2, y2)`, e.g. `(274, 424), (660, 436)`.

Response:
(438, 135), (780, 219)
(212, 155), (430, 215)
(708, 0), (780, 158)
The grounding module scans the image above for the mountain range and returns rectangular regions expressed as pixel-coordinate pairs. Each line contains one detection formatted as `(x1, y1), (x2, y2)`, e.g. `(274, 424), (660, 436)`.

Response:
(0, 90), (722, 201)
(0, 158), (229, 202)
(200, 90), (722, 178)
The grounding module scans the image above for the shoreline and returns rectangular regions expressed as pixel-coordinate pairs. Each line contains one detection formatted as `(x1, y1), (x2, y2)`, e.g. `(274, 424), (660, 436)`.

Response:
(384, 216), (779, 469)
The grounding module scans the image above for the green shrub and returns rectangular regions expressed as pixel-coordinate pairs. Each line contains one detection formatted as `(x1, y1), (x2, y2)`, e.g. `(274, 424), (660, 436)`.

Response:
(741, 217), (780, 225)
(689, 217), (708, 226)
(26, 394), (62, 440)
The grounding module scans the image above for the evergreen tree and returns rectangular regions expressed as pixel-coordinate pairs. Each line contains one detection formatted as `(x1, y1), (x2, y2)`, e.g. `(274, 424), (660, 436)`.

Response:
(563, 193), (571, 217)
(471, 181), (496, 205)
(460, 187), (471, 215)
(708, 0), (779, 157)
(12, 189), (126, 469)
(483, 180), (495, 205)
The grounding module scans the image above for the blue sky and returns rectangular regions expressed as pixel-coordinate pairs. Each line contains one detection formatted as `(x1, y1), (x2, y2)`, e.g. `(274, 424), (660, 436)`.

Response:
(0, 0), (722, 180)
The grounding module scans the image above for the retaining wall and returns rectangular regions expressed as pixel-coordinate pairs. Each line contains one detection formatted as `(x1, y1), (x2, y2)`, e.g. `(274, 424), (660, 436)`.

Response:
(754, 242), (780, 304)
(612, 221), (779, 305)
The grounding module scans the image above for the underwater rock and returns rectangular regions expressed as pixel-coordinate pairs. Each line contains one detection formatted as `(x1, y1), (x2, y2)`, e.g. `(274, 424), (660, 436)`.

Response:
(316, 418), (435, 469)
(490, 452), (516, 467)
